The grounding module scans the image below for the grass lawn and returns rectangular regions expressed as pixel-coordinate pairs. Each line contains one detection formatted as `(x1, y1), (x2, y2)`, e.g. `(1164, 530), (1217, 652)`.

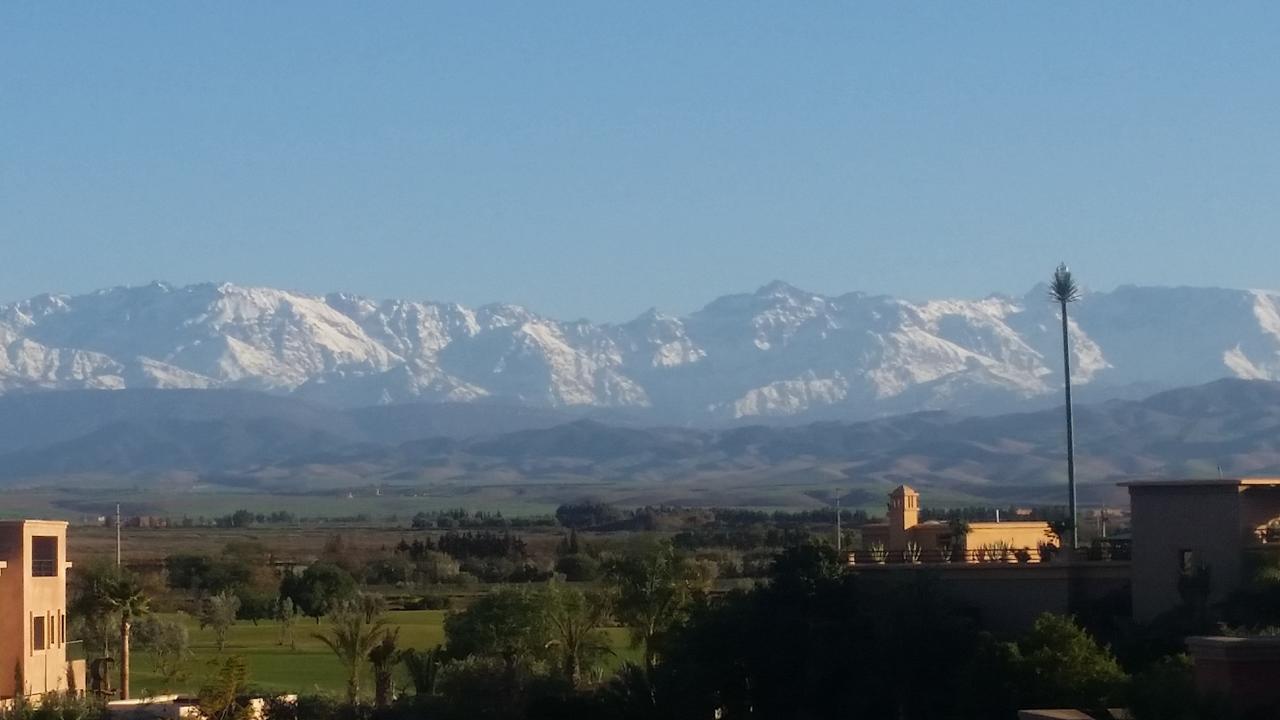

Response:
(128, 610), (640, 699)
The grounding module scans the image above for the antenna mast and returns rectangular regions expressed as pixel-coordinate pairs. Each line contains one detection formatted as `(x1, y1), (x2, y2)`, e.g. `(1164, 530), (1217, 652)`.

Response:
(116, 503), (122, 567)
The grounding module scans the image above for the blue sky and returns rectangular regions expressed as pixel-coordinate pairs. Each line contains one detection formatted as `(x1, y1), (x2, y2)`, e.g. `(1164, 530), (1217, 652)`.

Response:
(3, 3), (1279, 321)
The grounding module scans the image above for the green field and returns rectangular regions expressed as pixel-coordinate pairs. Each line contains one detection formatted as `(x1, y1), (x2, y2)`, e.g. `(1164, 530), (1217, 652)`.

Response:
(126, 610), (640, 698)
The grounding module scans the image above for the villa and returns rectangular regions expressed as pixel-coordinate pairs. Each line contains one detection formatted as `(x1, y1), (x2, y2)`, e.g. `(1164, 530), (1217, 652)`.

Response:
(0, 520), (81, 701)
(859, 485), (1057, 563)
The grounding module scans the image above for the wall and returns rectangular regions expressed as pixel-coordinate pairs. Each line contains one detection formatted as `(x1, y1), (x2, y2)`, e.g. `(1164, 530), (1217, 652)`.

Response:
(0, 521), (70, 700)
(1128, 486), (1244, 622)
(965, 522), (1055, 561)
(1187, 636), (1280, 715)
(849, 561), (1131, 635)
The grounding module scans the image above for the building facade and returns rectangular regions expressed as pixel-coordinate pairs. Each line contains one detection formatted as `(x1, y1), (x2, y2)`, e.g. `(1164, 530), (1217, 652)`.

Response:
(1124, 478), (1280, 621)
(860, 485), (1056, 563)
(0, 520), (73, 700)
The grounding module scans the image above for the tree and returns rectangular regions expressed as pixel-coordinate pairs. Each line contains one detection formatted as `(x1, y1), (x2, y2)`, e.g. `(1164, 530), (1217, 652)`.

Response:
(603, 543), (703, 670)
(649, 564), (1002, 718)
(543, 580), (612, 687)
(769, 542), (841, 593)
(444, 587), (551, 703)
(277, 597), (299, 650)
(200, 591), (242, 653)
(279, 562), (357, 622)
(134, 614), (191, 691)
(314, 597), (388, 703)
(1050, 262), (1082, 549)
(367, 629), (401, 708)
(358, 592), (388, 624)
(69, 560), (121, 659)
(198, 655), (251, 720)
(401, 646), (445, 696)
(556, 502), (624, 529)
(1009, 613), (1128, 710)
(235, 588), (276, 626)
(103, 573), (151, 700)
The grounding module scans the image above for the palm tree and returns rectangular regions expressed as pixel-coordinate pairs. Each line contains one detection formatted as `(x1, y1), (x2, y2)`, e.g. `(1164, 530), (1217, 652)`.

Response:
(103, 574), (151, 700)
(314, 598), (388, 704)
(1050, 263), (1082, 550)
(367, 629), (401, 708)
(544, 581), (612, 688)
(400, 646), (444, 696)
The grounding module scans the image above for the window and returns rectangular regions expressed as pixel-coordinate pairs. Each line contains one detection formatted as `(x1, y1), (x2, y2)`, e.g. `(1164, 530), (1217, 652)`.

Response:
(59, 612), (65, 645)
(33, 616), (46, 651)
(1180, 549), (1196, 573)
(32, 536), (58, 577)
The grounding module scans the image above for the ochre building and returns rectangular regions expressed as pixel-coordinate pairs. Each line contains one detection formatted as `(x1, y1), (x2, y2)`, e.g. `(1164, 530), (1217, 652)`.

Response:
(860, 485), (1056, 562)
(0, 520), (77, 701)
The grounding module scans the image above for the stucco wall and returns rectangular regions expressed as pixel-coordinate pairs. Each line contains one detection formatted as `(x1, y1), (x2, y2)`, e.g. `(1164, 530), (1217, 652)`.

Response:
(850, 562), (1130, 635)
(0, 521), (70, 699)
(1129, 486), (1243, 622)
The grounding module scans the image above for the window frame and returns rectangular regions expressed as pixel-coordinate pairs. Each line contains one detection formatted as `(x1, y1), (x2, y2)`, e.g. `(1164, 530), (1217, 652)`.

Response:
(31, 536), (59, 578)
(32, 615), (47, 651)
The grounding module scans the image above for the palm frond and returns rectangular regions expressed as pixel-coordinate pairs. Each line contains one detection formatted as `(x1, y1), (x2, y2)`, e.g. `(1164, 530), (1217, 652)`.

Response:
(1049, 263), (1081, 304)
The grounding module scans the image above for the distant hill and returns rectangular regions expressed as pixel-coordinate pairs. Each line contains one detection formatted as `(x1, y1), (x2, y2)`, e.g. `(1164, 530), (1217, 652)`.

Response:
(2, 380), (1280, 507)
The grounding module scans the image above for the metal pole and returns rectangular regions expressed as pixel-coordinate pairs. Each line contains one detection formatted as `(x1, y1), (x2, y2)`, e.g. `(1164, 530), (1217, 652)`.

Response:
(116, 503), (121, 567)
(835, 491), (842, 551)
(1060, 300), (1078, 550)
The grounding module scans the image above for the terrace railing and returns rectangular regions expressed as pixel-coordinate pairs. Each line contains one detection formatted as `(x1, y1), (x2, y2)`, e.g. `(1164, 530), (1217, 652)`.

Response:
(845, 539), (1129, 566)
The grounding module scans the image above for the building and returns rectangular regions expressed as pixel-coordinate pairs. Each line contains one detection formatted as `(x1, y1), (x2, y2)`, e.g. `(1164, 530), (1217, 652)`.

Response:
(1123, 477), (1280, 621)
(0, 520), (77, 701)
(859, 485), (1056, 563)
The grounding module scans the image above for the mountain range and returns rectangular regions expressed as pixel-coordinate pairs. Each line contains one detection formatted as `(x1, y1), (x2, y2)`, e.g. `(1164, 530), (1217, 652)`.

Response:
(4, 380), (1280, 509)
(3, 280), (1280, 423)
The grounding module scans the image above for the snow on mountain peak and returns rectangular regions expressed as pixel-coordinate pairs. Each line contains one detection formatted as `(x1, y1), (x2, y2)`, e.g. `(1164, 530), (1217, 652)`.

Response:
(2, 280), (1280, 422)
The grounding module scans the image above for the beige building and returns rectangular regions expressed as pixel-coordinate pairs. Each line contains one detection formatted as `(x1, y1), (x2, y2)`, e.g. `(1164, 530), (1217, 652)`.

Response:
(1124, 478), (1280, 621)
(861, 485), (1056, 562)
(0, 520), (74, 700)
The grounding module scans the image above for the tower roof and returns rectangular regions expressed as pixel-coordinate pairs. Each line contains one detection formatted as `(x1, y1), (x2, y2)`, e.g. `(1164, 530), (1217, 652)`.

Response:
(889, 484), (918, 497)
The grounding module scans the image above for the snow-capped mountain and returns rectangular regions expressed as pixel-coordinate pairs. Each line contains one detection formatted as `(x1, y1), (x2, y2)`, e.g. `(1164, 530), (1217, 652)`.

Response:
(2, 280), (1279, 423)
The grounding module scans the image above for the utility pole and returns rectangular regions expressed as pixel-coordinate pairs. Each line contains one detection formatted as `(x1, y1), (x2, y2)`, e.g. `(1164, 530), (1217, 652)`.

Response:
(835, 491), (842, 551)
(116, 503), (122, 567)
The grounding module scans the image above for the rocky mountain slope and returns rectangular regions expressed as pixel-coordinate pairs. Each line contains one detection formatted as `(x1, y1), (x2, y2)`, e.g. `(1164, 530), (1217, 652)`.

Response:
(3, 281), (1279, 423)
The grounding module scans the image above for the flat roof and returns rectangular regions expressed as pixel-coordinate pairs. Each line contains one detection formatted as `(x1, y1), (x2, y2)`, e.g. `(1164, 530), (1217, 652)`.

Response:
(1118, 477), (1280, 489)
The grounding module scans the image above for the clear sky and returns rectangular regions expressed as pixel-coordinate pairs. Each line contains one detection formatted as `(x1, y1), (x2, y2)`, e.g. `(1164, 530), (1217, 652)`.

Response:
(3, 3), (1279, 322)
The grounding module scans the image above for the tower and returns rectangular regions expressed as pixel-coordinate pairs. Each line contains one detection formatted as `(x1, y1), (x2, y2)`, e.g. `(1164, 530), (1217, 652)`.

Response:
(887, 485), (920, 552)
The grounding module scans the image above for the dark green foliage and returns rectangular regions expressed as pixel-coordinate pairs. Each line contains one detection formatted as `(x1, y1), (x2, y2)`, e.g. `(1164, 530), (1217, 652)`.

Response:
(1008, 613), (1129, 711)
(554, 554), (600, 582)
(651, 572), (997, 719)
(397, 532), (527, 561)
(5, 693), (108, 720)
(165, 554), (253, 594)
(403, 594), (451, 610)
(768, 542), (842, 592)
(443, 589), (551, 667)
(198, 656), (252, 720)
(602, 543), (704, 669)
(555, 502), (625, 529)
(279, 563), (358, 620)
(235, 588), (278, 625)
(1130, 655), (1203, 720)
(401, 646), (445, 696)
